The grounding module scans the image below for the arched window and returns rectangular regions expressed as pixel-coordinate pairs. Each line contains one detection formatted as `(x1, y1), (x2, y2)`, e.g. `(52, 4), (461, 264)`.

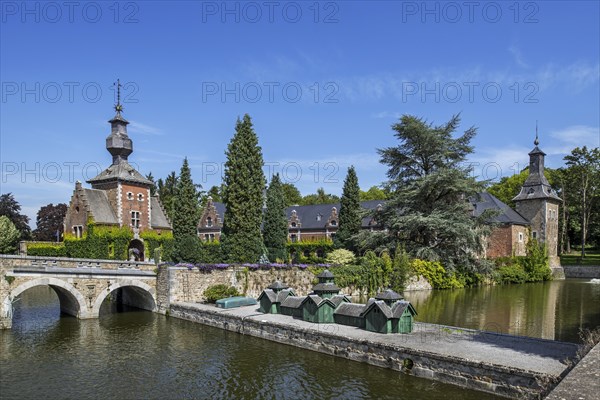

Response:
(330, 220), (337, 226)
(291, 222), (297, 228)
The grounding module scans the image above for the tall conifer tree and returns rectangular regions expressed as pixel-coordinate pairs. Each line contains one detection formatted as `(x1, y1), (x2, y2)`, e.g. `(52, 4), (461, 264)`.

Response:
(336, 166), (361, 251)
(222, 114), (266, 263)
(263, 174), (288, 261)
(172, 158), (200, 262)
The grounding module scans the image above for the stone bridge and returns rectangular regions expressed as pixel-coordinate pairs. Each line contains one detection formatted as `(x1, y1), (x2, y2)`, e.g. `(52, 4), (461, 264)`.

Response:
(0, 255), (160, 329)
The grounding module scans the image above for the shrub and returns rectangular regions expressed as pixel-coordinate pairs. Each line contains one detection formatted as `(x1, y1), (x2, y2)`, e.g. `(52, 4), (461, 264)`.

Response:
(325, 248), (356, 266)
(411, 259), (463, 289)
(494, 263), (528, 284)
(203, 284), (239, 303)
(519, 239), (551, 282)
(27, 242), (67, 257)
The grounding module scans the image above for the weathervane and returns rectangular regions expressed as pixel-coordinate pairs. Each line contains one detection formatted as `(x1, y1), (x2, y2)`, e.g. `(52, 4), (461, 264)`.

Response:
(534, 120), (539, 146)
(114, 79), (123, 114)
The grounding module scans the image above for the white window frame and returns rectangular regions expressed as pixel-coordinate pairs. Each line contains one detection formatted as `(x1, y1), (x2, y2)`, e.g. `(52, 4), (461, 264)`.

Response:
(131, 211), (141, 228)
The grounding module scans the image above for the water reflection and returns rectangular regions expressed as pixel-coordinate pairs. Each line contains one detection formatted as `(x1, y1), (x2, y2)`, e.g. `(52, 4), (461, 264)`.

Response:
(405, 279), (600, 343)
(1, 286), (500, 400)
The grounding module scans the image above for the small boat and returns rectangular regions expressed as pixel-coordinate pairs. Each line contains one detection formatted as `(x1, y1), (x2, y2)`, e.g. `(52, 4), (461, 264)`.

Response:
(216, 296), (257, 309)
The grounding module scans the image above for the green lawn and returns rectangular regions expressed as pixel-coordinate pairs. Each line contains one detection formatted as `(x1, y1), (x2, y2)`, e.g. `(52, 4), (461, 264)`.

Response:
(561, 250), (600, 266)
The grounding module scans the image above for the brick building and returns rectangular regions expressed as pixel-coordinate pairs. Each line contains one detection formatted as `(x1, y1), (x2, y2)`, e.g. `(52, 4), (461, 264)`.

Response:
(63, 100), (172, 260)
(197, 135), (559, 261)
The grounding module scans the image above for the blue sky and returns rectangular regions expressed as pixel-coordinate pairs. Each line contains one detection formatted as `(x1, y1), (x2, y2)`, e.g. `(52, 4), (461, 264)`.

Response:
(1, 0), (599, 226)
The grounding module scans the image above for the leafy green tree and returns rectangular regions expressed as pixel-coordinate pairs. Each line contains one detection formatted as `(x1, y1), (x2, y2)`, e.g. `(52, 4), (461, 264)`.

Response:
(32, 203), (67, 241)
(364, 114), (491, 273)
(301, 187), (339, 205)
(172, 158), (201, 262)
(336, 166), (361, 250)
(360, 186), (388, 201)
(0, 193), (31, 240)
(281, 182), (302, 206)
(565, 146), (600, 257)
(0, 216), (20, 254)
(222, 114), (266, 263)
(263, 174), (288, 261)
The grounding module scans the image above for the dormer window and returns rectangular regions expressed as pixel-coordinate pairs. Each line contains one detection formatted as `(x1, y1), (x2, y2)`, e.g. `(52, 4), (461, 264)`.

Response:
(127, 192), (133, 200)
(206, 217), (213, 227)
(330, 220), (337, 226)
(137, 193), (144, 201)
(316, 214), (322, 221)
(291, 222), (297, 228)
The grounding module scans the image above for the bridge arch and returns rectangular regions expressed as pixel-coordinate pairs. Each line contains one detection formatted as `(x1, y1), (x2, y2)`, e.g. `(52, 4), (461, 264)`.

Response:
(1, 278), (92, 328)
(92, 279), (156, 317)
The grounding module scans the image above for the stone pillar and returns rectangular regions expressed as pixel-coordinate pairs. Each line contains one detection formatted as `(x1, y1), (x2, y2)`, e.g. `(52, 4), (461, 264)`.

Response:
(156, 265), (171, 314)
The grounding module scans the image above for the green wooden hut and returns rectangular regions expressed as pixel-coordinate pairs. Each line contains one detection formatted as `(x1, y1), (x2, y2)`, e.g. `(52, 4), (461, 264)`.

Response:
(280, 295), (304, 318)
(257, 281), (296, 314)
(311, 270), (340, 299)
(333, 302), (365, 328)
(361, 295), (417, 334)
(301, 294), (350, 323)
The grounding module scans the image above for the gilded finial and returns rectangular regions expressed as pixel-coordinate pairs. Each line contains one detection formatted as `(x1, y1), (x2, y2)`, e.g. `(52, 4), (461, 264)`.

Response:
(114, 79), (123, 114)
(534, 120), (539, 146)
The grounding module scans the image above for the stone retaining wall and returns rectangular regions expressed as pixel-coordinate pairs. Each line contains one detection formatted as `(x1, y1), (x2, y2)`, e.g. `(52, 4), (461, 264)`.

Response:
(562, 266), (600, 279)
(169, 302), (569, 399)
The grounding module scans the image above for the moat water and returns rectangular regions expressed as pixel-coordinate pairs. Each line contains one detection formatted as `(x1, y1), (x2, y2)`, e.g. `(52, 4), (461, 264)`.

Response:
(1, 279), (598, 399)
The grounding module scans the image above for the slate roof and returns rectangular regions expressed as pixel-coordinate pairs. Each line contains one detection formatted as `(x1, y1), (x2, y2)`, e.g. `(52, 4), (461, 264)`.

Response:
(312, 282), (341, 292)
(317, 270), (335, 279)
(281, 296), (304, 309)
(258, 288), (295, 303)
(391, 300), (417, 318)
(267, 281), (289, 290)
(82, 188), (118, 224)
(329, 294), (350, 307)
(470, 192), (530, 226)
(150, 196), (172, 229)
(334, 303), (365, 318)
(375, 289), (403, 301)
(87, 160), (153, 186)
(205, 200), (385, 230)
(360, 299), (417, 319)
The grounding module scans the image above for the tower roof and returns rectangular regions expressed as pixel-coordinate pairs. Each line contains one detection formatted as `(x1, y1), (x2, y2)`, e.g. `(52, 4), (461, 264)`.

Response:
(513, 129), (561, 203)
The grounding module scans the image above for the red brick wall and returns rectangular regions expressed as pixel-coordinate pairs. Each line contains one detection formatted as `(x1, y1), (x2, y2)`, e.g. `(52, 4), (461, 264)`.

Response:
(120, 183), (151, 231)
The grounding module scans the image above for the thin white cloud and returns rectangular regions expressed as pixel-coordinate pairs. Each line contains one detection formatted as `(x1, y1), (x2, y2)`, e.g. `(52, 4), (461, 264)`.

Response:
(508, 45), (530, 69)
(128, 121), (163, 135)
(546, 125), (600, 154)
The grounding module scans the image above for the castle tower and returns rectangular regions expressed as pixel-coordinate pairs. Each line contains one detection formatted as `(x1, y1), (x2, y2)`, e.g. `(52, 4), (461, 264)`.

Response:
(513, 130), (561, 266)
(86, 80), (153, 233)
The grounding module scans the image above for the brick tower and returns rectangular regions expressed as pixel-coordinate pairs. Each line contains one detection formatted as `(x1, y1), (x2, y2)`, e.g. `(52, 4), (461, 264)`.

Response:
(513, 130), (561, 266)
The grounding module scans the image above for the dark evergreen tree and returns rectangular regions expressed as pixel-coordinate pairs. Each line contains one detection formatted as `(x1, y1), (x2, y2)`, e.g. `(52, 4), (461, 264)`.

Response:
(0, 193), (31, 240)
(32, 203), (67, 241)
(146, 172), (157, 196)
(157, 171), (178, 220)
(361, 114), (492, 273)
(172, 158), (201, 262)
(336, 166), (361, 251)
(263, 174), (288, 261)
(222, 114), (266, 263)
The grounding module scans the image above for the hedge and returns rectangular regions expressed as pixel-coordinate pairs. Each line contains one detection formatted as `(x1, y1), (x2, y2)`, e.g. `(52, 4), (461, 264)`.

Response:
(26, 242), (67, 257)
